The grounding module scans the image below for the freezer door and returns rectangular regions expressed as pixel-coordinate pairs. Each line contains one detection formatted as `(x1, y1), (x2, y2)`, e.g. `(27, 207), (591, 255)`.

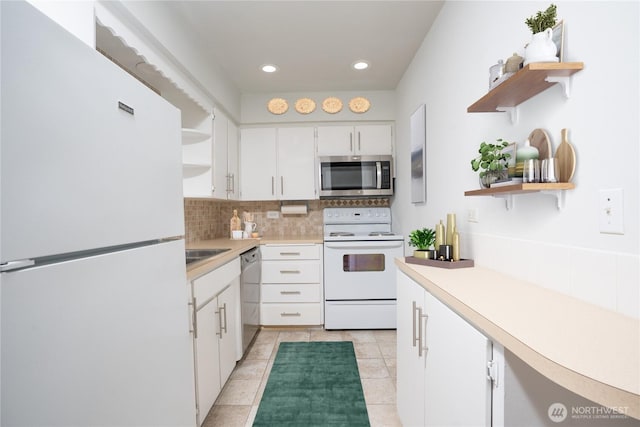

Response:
(0, 239), (196, 426)
(1, 2), (184, 262)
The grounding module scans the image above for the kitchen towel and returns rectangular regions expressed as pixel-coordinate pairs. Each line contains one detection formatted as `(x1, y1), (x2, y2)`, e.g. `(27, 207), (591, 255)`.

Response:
(253, 341), (369, 426)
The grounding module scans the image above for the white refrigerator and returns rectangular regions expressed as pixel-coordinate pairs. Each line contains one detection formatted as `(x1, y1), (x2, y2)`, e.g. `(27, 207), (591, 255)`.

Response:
(1, 2), (196, 426)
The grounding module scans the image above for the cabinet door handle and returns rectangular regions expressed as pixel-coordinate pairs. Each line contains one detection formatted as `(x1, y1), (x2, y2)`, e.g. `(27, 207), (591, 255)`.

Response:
(230, 174), (235, 195)
(271, 177), (275, 195)
(190, 296), (198, 339)
(412, 301), (418, 348)
(279, 270), (301, 274)
(221, 302), (228, 334)
(279, 252), (301, 256)
(281, 176), (284, 195)
(418, 309), (429, 357)
(280, 312), (301, 317)
(349, 132), (353, 152)
(358, 131), (361, 152)
(280, 291), (301, 295)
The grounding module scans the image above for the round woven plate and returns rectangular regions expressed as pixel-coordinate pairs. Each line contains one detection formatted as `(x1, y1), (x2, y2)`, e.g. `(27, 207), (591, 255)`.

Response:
(295, 98), (316, 114)
(322, 97), (343, 114)
(267, 98), (288, 115)
(349, 97), (371, 113)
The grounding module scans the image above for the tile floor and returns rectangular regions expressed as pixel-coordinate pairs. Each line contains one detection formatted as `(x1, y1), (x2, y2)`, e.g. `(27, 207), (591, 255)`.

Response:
(202, 327), (401, 427)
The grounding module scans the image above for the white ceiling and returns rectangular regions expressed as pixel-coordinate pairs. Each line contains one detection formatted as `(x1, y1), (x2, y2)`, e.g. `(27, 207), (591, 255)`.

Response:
(165, 1), (444, 93)
(97, 1), (444, 96)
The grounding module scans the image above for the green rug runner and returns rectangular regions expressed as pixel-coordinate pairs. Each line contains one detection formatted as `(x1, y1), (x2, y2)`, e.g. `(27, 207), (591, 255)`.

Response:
(253, 341), (370, 427)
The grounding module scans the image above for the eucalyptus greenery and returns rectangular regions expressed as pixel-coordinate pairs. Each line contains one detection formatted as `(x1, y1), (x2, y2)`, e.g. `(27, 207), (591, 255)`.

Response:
(470, 139), (512, 176)
(525, 4), (558, 34)
(408, 228), (436, 250)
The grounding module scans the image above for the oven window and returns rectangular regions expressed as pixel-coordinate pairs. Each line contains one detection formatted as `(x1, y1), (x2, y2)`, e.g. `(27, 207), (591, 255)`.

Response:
(342, 254), (385, 272)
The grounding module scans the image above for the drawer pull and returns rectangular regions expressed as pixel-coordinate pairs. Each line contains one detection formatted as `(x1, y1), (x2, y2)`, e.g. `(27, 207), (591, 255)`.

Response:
(280, 312), (301, 317)
(279, 252), (301, 256)
(279, 270), (301, 274)
(280, 291), (301, 295)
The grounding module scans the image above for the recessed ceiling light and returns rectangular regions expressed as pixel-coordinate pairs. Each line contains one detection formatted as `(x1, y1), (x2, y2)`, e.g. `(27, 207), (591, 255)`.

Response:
(352, 61), (369, 70)
(261, 64), (278, 73)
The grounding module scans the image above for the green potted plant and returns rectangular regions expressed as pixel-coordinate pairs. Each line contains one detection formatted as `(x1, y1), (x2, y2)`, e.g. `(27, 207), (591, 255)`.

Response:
(525, 3), (557, 34)
(524, 4), (559, 65)
(408, 227), (436, 259)
(470, 138), (512, 188)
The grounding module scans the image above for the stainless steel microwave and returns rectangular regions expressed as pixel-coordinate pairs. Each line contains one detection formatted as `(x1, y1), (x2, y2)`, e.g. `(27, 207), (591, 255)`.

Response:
(318, 155), (393, 198)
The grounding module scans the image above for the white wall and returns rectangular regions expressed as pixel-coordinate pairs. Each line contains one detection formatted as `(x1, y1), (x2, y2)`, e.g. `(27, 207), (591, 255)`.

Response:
(394, 1), (639, 318)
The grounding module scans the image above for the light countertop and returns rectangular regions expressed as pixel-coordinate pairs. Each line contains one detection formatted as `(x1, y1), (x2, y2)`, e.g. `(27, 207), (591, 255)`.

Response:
(185, 236), (322, 280)
(395, 258), (640, 420)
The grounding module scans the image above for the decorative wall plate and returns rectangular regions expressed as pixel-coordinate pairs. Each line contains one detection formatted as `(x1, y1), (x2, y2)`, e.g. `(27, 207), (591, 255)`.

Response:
(349, 97), (371, 113)
(295, 98), (316, 114)
(267, 98), (288, 115)
(322, 97), (343, 114)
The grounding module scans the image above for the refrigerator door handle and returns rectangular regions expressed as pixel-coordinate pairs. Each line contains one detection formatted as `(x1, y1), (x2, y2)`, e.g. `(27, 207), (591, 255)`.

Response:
(1, 259), (35, 272)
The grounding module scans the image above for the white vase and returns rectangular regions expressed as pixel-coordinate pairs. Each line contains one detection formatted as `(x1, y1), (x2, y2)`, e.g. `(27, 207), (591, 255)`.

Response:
(524, 28), (559, 66)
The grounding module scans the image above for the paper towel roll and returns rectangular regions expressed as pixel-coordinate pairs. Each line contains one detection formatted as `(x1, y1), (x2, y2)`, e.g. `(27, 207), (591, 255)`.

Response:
(281, 205), (307, 215)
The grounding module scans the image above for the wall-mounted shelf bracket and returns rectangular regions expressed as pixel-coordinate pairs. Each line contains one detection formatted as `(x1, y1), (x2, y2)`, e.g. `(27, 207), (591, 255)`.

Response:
(492, 193), (514, 210)
(491, 189), (567, 211)
(496, 106), (518, 124)
(545, 75), (572, 98)
(541, 189), (567, 210)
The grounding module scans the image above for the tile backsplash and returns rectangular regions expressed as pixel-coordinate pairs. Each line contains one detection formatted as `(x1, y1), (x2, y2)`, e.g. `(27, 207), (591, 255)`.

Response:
(184, 198), (390, 242)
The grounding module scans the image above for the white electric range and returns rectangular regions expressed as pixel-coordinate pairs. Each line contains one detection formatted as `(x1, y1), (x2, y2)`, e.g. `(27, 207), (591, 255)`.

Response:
(323, 207), (404, 329)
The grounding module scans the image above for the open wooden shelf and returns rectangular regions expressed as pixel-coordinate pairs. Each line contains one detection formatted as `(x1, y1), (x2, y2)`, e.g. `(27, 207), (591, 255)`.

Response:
(465, 182), (574, 196)
(465, 182), (575, 210)
(468, 62), (584, 113)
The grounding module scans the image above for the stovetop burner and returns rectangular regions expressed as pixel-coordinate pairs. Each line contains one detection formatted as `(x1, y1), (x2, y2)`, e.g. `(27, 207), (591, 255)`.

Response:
(329, 232), (355, 237)
(368, 232), (395, 236)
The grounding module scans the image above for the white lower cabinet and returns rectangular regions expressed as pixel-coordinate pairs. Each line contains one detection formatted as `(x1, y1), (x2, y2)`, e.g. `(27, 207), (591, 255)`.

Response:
(260, 244), (323, 325)
(397, 271), (493, 426)
(191, 258), (240, 426)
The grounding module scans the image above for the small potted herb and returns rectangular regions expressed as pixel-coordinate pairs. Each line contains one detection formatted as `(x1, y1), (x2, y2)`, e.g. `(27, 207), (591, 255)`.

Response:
(408, 228), (436, 259)
(470, 138), (512, 188)
(523, 4), (559, 65)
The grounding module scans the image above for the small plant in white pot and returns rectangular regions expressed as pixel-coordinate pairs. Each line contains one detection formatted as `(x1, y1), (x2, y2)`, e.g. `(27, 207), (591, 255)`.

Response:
(524, 4), (559, 65)
(408, 228), (436, 259)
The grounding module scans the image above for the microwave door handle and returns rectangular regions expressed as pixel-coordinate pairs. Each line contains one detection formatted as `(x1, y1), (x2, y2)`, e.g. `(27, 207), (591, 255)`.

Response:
(376, 161), (382, 189)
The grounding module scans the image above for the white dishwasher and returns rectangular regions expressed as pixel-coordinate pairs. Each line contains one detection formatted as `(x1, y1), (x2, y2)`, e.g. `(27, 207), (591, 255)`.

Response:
(240, 247), (261, 353)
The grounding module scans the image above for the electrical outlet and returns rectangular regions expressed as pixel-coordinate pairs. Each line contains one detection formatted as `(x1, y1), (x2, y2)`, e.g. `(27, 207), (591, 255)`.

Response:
(599, 189), (624, 234)
(266, 210), (280, 219)
(467, 208), (479, 223)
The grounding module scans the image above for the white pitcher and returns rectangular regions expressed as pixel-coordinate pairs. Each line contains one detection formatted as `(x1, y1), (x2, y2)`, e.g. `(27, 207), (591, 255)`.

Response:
(244, 221), (256, 236)
(524, 28), (558, 66)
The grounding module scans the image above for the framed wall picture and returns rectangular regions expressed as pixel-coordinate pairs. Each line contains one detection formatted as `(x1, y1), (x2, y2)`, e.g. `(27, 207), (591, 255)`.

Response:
(552, 20), (564, 62)
(410, 104), (426, 204)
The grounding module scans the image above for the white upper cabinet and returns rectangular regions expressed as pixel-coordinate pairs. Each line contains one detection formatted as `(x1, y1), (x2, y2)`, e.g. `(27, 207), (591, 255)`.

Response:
(239, 128), (278, 200)
(212, 109), (239, 200)
(317, 124), (393, 156)
(277, 127), (316, 200)
(240, 127), (316, 201)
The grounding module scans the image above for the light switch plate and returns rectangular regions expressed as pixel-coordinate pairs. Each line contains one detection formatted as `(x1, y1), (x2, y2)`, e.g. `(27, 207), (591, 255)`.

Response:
(599, 189), (624, 234)
(266, 210), (280, 219)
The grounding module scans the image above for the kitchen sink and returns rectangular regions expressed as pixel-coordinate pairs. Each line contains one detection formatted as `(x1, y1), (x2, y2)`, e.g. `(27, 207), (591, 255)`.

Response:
(185, 248), (231, 265)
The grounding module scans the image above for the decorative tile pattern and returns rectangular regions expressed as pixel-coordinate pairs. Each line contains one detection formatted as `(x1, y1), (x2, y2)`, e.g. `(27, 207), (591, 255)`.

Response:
(184, 198), (390, 242)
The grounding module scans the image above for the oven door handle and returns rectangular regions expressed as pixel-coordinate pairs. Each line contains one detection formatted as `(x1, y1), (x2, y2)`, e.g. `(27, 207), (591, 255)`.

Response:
(324, 241), (403, 250)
